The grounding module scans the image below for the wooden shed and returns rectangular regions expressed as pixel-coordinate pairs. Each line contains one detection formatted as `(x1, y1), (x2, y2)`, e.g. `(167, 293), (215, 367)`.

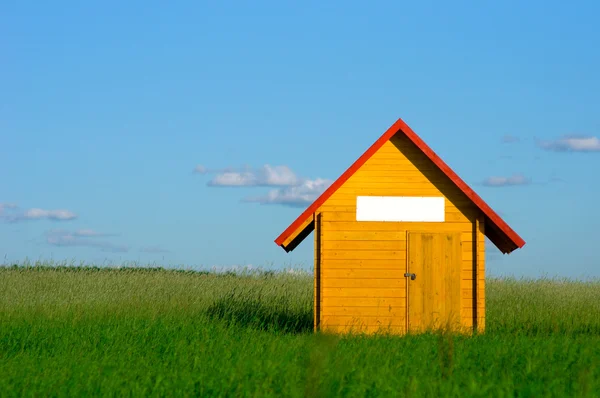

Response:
(274, 118), (525, 335)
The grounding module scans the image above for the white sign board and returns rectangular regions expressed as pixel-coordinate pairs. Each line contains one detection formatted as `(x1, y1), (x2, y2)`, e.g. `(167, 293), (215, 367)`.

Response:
(356, 196), (445, 222)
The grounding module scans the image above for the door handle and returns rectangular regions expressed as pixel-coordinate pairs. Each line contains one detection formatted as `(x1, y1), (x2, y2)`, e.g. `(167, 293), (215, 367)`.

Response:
(404, 272), (416, 280)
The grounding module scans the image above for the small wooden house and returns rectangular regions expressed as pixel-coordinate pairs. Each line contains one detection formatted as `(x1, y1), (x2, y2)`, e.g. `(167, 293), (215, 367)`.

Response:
(274, 118), (525, 335)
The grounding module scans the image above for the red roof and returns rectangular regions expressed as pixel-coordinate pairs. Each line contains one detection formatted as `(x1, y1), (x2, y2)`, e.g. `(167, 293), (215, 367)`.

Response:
(274, 118), (526, 254)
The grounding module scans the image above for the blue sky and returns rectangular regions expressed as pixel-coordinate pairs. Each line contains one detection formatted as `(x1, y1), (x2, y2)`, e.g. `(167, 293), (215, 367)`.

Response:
(2, 1), (599, 278)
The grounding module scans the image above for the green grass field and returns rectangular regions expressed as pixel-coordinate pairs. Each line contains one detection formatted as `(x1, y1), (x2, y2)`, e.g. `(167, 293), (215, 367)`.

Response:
(1, 263), (599, 397)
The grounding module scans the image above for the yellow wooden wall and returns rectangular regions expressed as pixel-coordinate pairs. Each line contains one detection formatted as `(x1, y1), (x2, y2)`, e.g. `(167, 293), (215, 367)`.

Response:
(313, 133), (485, 334)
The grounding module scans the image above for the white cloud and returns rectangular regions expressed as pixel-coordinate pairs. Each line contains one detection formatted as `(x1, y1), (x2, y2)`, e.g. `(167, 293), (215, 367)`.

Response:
(74, 229), (105, 237)
(482, 173), (531, 187)
(209, 170), (258, 186)
(193, 165), (207, 174)
(207, 165), (300, 187)
(242, 178), (332, 207)
(197, 164), (330, 207)
(501, 135), (520, 143)
(24, 208), (77, 220)
(0, 204), (77, 222)
(52, 228), (115, 238)
(261, 165), (299, 186)
(536, 135), (600, 152)
(193, 165), (238, 175)
(45, 229), (128, 253)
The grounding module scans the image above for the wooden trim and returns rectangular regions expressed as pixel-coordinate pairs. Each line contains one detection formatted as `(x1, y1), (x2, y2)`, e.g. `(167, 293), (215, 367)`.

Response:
(313, 212), (322, 332)
(473, 216), (479, 332)
(405, 230), (409, 333)
(477, 214), (486, 333)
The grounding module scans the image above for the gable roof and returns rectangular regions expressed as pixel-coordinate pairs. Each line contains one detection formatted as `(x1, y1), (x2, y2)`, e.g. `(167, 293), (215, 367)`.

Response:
(274, 118), (526, 254)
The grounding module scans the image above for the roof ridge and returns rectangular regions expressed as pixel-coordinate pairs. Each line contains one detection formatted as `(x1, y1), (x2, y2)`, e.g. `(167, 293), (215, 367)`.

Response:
(274, 117), (525, 254)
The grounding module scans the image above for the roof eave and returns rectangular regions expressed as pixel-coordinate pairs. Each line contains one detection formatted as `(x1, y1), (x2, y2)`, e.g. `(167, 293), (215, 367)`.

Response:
(278, 219), (315, 252)
(484, 218), (526, 254)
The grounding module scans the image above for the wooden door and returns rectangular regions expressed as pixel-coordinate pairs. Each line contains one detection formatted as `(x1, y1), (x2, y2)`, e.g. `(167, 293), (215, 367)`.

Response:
(406, 231), (462, 333)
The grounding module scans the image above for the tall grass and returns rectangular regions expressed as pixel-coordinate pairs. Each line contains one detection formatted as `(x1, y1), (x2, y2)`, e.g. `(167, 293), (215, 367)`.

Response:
(1, 263), (599, 397)
(486, 275), (600, 335)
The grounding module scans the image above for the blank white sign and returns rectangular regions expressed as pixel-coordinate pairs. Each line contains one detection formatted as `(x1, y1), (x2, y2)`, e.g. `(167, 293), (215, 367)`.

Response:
(356, 196), (445, 222)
